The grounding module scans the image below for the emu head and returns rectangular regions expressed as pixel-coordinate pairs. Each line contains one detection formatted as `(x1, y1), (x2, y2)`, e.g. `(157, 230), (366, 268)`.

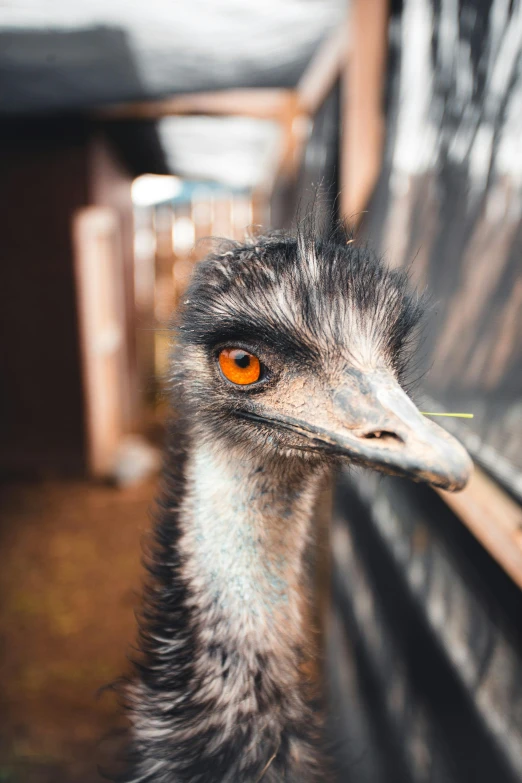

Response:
(176, 230), (472, 492)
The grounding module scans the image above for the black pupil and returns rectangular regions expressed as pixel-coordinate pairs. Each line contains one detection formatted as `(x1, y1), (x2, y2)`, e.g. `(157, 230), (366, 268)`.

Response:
(234, 351), (251, 369)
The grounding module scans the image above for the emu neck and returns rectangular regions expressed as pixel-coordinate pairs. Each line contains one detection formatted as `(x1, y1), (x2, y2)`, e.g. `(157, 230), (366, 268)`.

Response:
(127, 439), (330, 783)
(181, 440), (324, 653)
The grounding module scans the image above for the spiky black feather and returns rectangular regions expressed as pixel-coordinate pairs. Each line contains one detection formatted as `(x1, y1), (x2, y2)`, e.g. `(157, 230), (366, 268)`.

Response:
(180, 225), (425, 388)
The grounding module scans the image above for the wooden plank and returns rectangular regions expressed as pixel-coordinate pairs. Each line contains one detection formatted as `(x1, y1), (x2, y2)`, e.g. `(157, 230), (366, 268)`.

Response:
(96, 88), (294, 121)
(438, 466), (522, 590)
(73, 206), (127, 477)
(341, 0), (389, 222)
(297, 25), (347, 116)
(273, 27), (347, 182)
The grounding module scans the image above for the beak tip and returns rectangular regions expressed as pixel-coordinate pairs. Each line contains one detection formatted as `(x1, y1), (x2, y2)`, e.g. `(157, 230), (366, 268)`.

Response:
(431, 443), (474, 492)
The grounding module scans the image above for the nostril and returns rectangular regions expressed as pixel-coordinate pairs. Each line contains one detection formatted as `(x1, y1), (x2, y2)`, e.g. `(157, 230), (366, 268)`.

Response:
(363, 429), (403, 444)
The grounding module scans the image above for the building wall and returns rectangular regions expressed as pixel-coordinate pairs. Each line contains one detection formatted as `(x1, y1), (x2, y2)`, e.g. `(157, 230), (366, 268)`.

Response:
(0, 119), (137, 477)
(0, 119), (90, 476)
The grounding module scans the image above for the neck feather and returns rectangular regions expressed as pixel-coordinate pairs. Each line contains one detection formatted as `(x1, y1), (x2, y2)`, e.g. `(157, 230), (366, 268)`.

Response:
(126, 426), (330, 783)
(180, 439), (323, 651)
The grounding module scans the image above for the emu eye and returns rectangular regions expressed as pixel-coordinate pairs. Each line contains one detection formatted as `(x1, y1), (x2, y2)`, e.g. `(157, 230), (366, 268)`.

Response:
(218, 348), (261, 386)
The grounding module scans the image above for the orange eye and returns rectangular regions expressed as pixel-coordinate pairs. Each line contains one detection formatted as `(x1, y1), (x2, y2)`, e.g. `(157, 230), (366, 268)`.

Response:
(218, 348), (261, 385)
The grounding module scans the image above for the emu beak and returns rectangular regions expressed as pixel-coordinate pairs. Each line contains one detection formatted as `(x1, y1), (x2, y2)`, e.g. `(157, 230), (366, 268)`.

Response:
(322, 369), (472, 491)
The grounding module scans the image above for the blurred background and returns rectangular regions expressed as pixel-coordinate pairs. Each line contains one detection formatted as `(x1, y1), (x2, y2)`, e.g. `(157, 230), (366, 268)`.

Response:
(1, 1), (522, 782)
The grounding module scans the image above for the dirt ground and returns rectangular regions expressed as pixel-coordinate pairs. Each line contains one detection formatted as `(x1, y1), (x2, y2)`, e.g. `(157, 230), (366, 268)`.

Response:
(0, 478), (157, 783)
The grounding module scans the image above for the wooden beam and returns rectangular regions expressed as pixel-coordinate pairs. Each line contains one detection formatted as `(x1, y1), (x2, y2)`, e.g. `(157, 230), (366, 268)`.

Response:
(297, 25), (347, 116)
(437, 466), (522, 591)
(341, 0), (389, 222)
(96, 88), (294, 122)
(96, 24), (348, 195)
(272, 26), (347, 183)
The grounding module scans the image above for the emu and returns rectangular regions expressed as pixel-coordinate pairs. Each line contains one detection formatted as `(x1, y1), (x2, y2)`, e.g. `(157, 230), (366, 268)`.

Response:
(122, 225), (471, 783)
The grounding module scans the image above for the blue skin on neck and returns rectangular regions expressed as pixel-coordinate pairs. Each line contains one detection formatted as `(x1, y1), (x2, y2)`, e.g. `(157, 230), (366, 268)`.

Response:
(186, 445), (315, 619)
